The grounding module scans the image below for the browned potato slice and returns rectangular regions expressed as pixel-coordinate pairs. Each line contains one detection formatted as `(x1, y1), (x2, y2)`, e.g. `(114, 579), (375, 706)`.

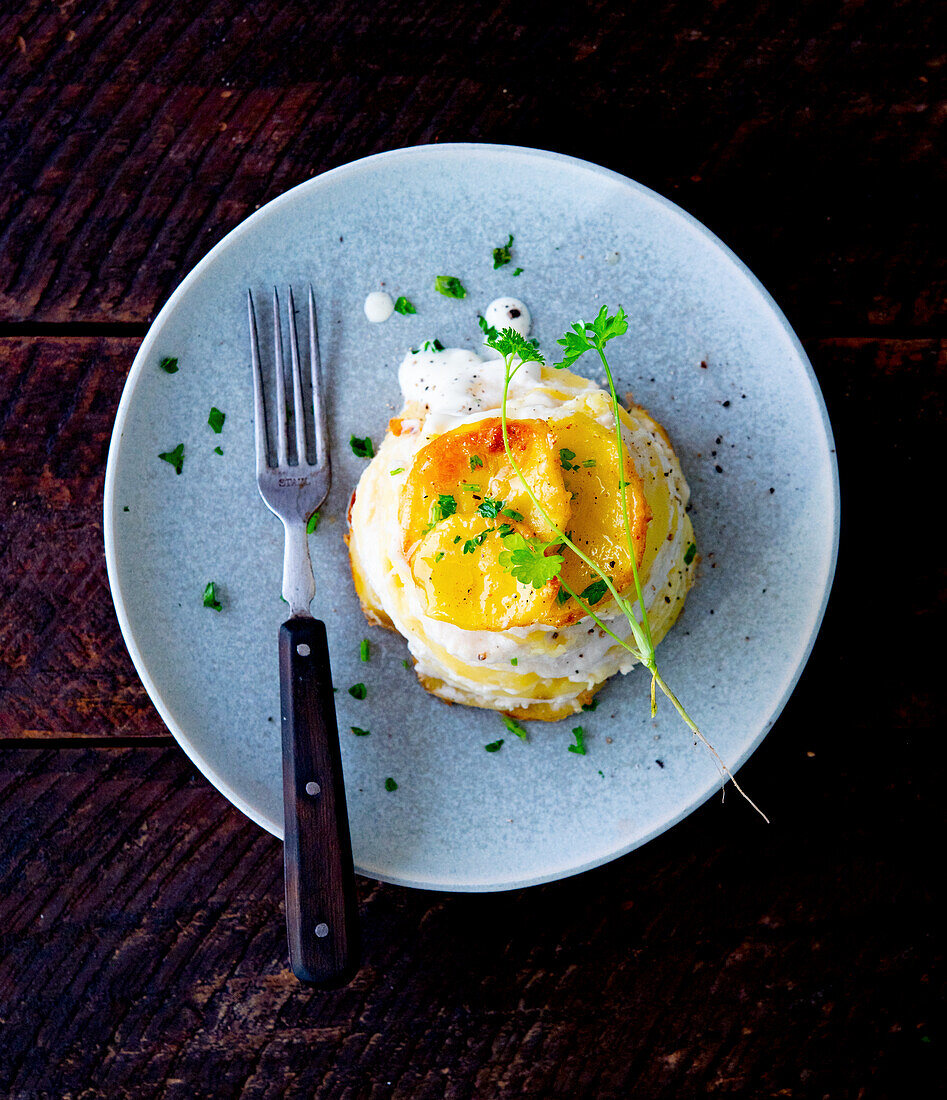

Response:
(410, 514), (561, 630)
(550, 413), (651, 626)
(399, 418), (571, 555)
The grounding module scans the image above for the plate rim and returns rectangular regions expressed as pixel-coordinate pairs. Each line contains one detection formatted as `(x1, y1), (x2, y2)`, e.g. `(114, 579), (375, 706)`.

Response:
(103, 141), (840, 892)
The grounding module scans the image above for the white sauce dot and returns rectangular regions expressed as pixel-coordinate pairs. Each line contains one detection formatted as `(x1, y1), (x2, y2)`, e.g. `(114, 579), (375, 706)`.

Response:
(606, 250), (620, 265)
(485, 297), (531, 340)
(364, 291), (394, 323)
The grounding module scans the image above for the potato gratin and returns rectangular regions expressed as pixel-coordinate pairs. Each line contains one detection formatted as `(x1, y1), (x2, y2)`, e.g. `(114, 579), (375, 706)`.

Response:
(347, 314), (696, 721)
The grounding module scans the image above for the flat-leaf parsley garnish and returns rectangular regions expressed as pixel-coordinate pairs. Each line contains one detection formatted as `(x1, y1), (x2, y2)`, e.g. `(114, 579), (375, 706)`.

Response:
(578, 578), (609, 606)
(484, 739), (504, 752)
(434, 275), (466, 299)
(213, 446), (223, 455)
(306, 511), (320, 535)
(348, 683), (367, 700)
(384, 777), (398, 791)
(360, 639), (370, 662)
(497, 532), (563, 589)
(470, 454), (484, 470)
(492, 233), (514, 269)
(393, 296), (416, 315)
(350, 434), (374, 458)
(202, 582), (222, 611)
(559, 447), (577, 470)
(475, 496), (504, 519)
(684, 542), (697, 565)
(159, 443), (184, 474)
(478, 315), (500, 342)
(158, 356), (179, 374)
(428, 493), (457, 528)
(568, 727), (587, 755)
(208, 407), (225, 434)
(351, 726), (371, 736)
(484, 312), (767, 820)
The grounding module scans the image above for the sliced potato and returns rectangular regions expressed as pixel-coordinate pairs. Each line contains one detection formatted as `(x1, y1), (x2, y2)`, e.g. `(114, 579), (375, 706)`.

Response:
(399, 418), (570, 554)
(410, 514), (561, 631)
(548, 412), (651, 626)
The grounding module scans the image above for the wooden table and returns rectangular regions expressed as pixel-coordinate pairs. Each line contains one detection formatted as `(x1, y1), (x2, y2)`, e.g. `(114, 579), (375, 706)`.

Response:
(1, 2), (942, 1096)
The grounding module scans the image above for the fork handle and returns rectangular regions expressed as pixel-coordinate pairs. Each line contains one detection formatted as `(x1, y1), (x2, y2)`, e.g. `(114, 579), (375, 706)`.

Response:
(279, 616), (359, 985)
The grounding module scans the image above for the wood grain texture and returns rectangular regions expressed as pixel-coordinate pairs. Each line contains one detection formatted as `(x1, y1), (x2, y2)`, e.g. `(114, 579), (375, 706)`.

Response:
(0, 0), (943, 331)
(0, 742), (939, 1099)
(2, 335), (944, 741)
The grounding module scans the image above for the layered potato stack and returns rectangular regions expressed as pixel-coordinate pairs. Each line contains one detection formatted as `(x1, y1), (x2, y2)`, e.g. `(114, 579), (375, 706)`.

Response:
(347, 351), (696, 721)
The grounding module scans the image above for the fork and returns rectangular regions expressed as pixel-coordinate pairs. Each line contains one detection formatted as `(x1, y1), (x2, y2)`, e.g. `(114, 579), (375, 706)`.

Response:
(248, 286), (359, 985)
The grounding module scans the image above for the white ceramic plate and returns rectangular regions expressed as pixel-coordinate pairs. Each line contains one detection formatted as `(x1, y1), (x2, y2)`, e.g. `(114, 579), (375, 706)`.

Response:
(104, 144), (838, 891)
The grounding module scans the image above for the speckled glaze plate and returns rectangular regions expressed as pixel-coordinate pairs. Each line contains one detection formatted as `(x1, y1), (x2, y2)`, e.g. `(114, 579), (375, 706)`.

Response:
(104, 144), (839, 892)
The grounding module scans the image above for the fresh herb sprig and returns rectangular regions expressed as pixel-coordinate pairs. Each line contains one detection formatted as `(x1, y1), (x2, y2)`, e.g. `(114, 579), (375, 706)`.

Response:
(487, 316), (765, 818)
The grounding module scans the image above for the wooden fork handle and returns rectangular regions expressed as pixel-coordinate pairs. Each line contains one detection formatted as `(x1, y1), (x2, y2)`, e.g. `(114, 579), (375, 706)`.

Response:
(279, 617), (359, 985)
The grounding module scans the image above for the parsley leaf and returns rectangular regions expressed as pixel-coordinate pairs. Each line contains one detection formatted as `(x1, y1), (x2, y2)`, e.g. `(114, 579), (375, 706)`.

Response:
(476, 496), (504, 519)
(202, 581), (222, 611)
(384, 777), (398, 791)
(478, 314), (500, 342)
(581, 698), (599, 712)
(512, 267), (523, 276)
(559, 447), (576, 470)
(350, 435), (374, 458)
(434, 275), (466, 299)
(208, 406), (225, 434)
(485, 326), (545, 365)
(503, 715), (528, 740)
(469, 454), (484, 470)
(684, 542), (697, 565)
(393, 296), (416, 315)
(568, 726), (587, 755)
(501, 507), (524, 522)
(463, 528), (494, 554)
(159, 443), (184, 474)
(492, 233), (514, 269)
(306, 511), (320, 535)
(556, 587), (571, 605)
(213, 446), (223, 456)
(579, 579), (609, 605)
(351, 726), (371, 736)
(498, 532), (563, 588)
(484, 739), (504, 752)
(158, 356), (179, 374)
(555, 306), (629, 369)
(348, 683), (367, 700)
(359, 639), (370, 662)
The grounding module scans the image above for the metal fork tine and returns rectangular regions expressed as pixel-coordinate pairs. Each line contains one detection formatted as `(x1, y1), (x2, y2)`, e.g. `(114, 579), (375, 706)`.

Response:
(247, 291), (270, 475)
(272, 288), (290, 468)
(287, 287), (309, 466)
(309, 286), (329, 468)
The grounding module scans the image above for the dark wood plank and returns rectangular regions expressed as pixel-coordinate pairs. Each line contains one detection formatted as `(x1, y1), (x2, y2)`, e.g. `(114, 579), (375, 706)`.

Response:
(0, 742), (938, 1098)
(0, 0), (942, 330)
(2, 335), (944, 741)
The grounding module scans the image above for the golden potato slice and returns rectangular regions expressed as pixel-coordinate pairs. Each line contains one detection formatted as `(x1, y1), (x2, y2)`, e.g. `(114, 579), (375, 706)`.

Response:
(399, 418), (571, 555)
(410, 514), (561, 630)
(549, 412), (651, 626)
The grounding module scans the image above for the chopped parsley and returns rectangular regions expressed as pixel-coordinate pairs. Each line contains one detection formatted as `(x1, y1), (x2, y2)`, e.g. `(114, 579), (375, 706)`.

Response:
(208, 406), (225, 434)
(556, 587), (571, 605)
(390, 467), (404, 475)
(434, 551), (445, 562)
(410, 338), (445, 353)
(510, 657), (518, 666)
(581, 698), (599, 712)
(158, 356), (179, 374)
(384, 777), (398, 792)
(202, 581), (222, 611)
(359, 639), (370, 662)
(503, 715), (528, 740)
(484, 739), (504, 752)
(461, 482), (481, 492)
(158, 443), (184, 474)
(348, 683), (367, 700)
(351, 726), (371, 737)
(476, 496), (504, 519)
(578, 579), (609, 605)
(213, 446), (223, 455)
(559, 447), (577, 470)
(393, 296), (416, 315)
(429, 493), (457, 526)
(492, 233), (514, 269)
(684, 542), (697, 565)
(434, 275), (466, 299)
(582, 458), (597, 467)
(568, 726), (587, 755)
(306, 511), (320, 535)
(501, 507), (524, 522)
(512, 267), (523, 276)
(469, 455), (484, 470)
(402, 658), (411, 669)
(478, 314), (500, 342)
(350, 435), (374, 458)
(496, 523), (514, 538)
(463, 529), (493, 554)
